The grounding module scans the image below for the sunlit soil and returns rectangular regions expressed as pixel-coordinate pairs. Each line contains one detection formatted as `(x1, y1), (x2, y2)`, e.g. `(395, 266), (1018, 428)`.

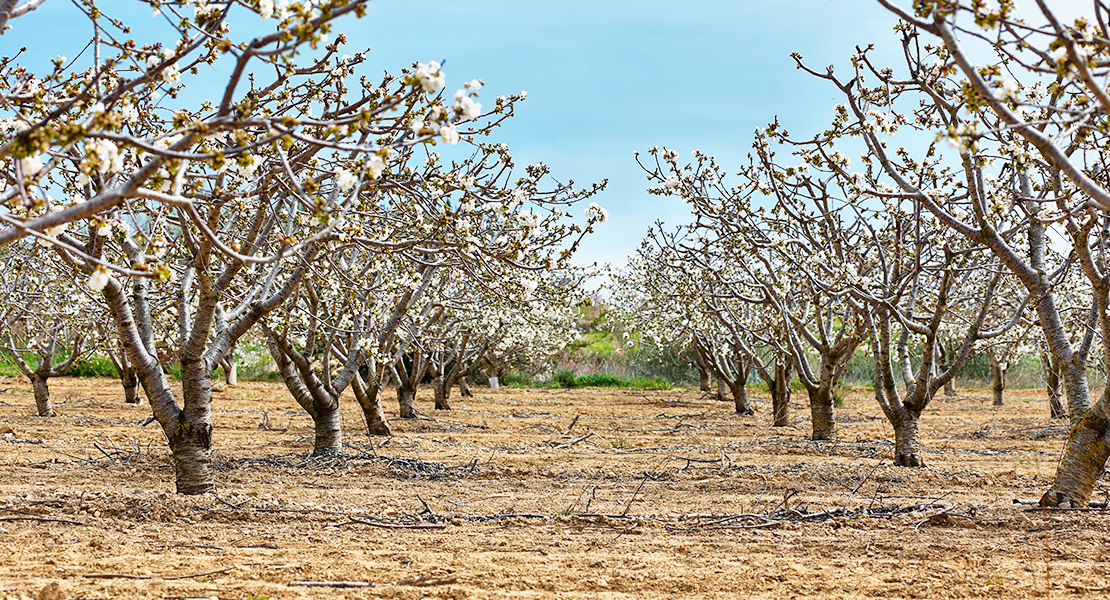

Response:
(1, 376), (1107, 599)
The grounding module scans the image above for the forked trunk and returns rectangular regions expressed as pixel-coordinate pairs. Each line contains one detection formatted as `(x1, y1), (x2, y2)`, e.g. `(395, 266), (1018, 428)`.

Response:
(311, 401), (343, 456)
(352, 377), (391, 437)
(433, 375), (452, 410)
(1041, 410), (1110, 507)
(398, 384), (417, 419)
(893, 416), (923, 467)
(361, 402), (391, 436)
(32, 373), (54, 417)
(809, 386), (836, 442)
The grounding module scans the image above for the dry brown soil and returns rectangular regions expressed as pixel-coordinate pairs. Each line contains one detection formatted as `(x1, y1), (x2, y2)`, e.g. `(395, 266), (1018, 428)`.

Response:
(1, 377), (1108, 599)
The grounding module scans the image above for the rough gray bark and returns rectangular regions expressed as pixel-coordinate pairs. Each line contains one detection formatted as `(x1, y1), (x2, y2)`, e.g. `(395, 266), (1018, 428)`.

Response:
(717, 377), (729, 402)
(893, 413), (923, 467)
(105, 339), (140, 404)
(987, 348), (1007, 407)
(991, 362), (1006, 407)
(1040, 393), (1110, 507)
(768, 361), (791, 427)
(433, 375), (451, 411)
(397, 382), (417, 419)
(87, 232), (315, 494)
(729, 379), (752, 415)
(690, 342), (713, 392)
(809, 386), (836, 442)
(32, 373), (53, 417)
(938, 341), (957, 397)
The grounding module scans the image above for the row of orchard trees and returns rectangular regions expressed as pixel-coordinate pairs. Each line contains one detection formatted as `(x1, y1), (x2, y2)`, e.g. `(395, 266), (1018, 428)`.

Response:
(616, 0), (1110, 508)
(0, 0), (603, 494)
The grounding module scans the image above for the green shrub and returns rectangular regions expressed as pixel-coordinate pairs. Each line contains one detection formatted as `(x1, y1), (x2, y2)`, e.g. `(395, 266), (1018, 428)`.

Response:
(68, 355), (119, 379)
(552, 370), (577, 388)
(500, 371), (535, 387)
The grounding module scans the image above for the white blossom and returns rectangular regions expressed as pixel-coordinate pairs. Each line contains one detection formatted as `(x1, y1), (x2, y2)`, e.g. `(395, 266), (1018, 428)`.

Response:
(367, 154), (386, 179)
(87, 268), (109, 292)
(584, 202), (609, 223)
(20, 155), (43, 176)
(336, 168), (357, 192)
(413, 61), (446, 93)
(440, 124), (460, 145)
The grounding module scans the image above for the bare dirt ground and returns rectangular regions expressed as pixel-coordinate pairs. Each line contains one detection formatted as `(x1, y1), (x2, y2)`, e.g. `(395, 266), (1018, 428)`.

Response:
(1, 376), (1108, 600)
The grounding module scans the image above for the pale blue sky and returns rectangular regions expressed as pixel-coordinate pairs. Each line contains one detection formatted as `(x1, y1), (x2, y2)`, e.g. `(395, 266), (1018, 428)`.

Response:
(352, 0), (903, 267)
(8, 0), (914, 267)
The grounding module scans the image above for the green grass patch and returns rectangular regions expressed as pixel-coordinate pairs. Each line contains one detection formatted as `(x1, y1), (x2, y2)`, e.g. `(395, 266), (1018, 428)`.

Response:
(543, 371), (672, 390)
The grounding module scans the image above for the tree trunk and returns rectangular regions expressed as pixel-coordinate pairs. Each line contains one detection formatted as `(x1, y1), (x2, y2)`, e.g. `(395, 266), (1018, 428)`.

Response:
(809, 386), (836, 441)
(698, 368), (711, 392)
(770, 387), (789, 427)
(433, 375), (452, 410)
(1043, 352), (1066, 420)
(32, 372), (54, 417)
(1040, 408), (1110, 507)
(939, 343), (957, 397)
(122, 370), (140, 405)
(729, 380), (753, 415)
(352, 376), (391, 437)
(769, 363), (791, 427)
(893, 415), (924, 467)
(989, 350), (1006, 407)
(717, 378), (729, 402)
(460, 376), (473, 397)
(992, 361), (1006, 407)
(168, 420), (214, 495)
(175, 356), (217, 495)
(311, 401), (343, 456)
(398, 384), (417, 419)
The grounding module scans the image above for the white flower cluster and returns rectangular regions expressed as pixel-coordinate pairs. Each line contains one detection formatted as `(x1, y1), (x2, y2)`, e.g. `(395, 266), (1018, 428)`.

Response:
(413, 61), (446, 93)
(367, 154), (386, 178)
(440, 124), (460, 145)
(19, 155), (44, 177)
(996, 77), (1020, 101)
(84, 139), (126, 175)
(87, 267), (109, 292)
(454, 89), (482, 120)
(335, 168), (357, 193)
(584, 202), (608, 223)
